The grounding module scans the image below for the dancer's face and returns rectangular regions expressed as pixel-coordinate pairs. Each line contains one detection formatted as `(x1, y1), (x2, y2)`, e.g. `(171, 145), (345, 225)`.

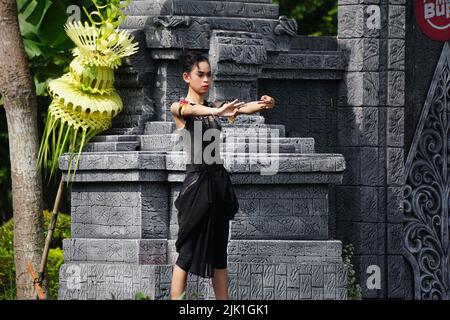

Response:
(183, 61), (212, 94)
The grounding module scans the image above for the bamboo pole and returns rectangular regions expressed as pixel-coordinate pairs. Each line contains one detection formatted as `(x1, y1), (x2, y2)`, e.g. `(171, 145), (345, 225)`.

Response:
(28, 177), (65, 299)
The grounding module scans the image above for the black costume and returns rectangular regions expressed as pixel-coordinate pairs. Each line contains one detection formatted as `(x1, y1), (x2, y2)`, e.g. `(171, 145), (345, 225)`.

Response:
(174, 100), (239, 278)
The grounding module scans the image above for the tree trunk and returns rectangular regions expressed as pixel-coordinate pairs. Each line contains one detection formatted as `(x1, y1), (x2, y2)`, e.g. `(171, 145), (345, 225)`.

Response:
(0, 0), (44, 299)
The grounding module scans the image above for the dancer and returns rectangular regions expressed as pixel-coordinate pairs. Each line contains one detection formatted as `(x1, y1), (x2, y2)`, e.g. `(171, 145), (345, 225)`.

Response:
(170, 50), (275, 300)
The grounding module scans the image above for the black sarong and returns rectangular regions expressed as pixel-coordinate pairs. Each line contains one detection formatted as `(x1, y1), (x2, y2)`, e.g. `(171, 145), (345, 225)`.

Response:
(174, 163), (239, 278)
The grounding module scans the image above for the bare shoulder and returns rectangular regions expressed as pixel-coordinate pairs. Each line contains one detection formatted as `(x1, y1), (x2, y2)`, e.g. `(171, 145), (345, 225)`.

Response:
(170, 102), (180, 116)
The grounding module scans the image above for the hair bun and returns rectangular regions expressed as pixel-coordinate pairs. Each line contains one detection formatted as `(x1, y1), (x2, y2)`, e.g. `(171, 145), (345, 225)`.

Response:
(179, 50), (209, 73)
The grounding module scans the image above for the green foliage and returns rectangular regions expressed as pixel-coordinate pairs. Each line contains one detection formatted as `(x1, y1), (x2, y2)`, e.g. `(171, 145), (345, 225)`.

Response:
(46, 247), (64, 299)
(342, 244), (363, 300)
(0, 210), (71, 299)
(0, 219), (13, 257)
(272, 0), (337, 36)
(0, 256), (15, 299)
(0, 216), (15, 299)
(43, 210), (71, 249)
(17, 0), (93, 96)
(134, 292), (151, 300)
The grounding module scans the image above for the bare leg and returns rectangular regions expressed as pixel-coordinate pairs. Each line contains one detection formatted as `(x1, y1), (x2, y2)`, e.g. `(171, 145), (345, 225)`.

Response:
(212, 268), (228, 300)
(171, 265), (188, 300)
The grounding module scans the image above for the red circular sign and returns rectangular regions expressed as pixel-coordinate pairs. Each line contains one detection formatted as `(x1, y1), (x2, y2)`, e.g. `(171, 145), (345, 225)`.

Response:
(415, 0), (450, 41)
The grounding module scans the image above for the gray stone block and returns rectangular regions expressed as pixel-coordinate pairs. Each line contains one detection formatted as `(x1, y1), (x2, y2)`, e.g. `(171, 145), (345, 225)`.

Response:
(387, 71), (405, 106)
(388, 39), (405, 70)
(83, 141), (140, 152)
(387, 147), (404, 186)
(169, 1), (280, 19)
(339, 72), (380, 107)
(144, 121), (176, 135)
(339, 38), (379, 72)
(388, 5), (405, 39)
(63, 239), (167, 264)
(338, 5), (365, 39)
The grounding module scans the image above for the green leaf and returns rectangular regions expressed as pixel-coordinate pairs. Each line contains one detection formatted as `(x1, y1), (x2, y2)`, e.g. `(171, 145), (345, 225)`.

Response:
(17, 0), (33, 14)
(38, 1), (72, 48)
(18, 14), (39, 40)
(34, 80), (48, 96)
(23, 38), (44, 58)
(25, 0), (53, 27)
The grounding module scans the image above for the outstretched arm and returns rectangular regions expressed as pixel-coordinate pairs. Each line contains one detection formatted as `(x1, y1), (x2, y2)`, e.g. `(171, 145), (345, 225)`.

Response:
(170, 99), (244, 118)
(236, 95), (275, 115)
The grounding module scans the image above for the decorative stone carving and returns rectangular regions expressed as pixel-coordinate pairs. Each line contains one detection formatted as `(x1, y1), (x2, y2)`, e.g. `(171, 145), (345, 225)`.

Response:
(152, 15), (191, 29)
(404, 42), (450, 300)
(274, 15), (298, 37)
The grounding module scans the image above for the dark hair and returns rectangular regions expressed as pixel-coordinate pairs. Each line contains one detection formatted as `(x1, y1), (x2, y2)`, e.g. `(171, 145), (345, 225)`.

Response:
(179, 50), (210, 74)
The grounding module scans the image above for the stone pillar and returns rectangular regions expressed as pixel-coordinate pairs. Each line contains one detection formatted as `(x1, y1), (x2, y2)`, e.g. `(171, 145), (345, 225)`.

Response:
(208, 29), (266, 103)
(337, 0), (406, 299)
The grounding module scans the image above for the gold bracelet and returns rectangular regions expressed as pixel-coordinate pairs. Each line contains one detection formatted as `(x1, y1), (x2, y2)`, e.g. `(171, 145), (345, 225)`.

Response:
(179, 98), (188, 116)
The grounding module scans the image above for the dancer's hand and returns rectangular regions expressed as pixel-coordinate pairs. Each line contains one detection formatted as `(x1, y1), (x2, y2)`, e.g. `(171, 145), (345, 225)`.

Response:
(217, 99), (245, 117)
(259, 95), (275, 109)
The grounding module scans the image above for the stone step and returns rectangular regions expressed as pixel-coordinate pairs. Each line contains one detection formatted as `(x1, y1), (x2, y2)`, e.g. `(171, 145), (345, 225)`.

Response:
(140, 134), (314, 153)
(62, 239), (167, 264)
(60, 151), (344, 174)
(103, 127), (143, 135)
(144, 121), (176, 135)
(90, 135), (138, 142)
(143, 118), (274, 135)
(223, 137), (314, 153)
(63, 238), (342, 264)
(58, 261), (346, 300)
(222, 142), (296, 153)
(166, 152), (346, 176)
(83, 141), (140, 152)
(139, 134), (180, 151)
(144, 140), (297, 153)
(143, 117), (269, 134)
(222, 124), (286, 137)
(167, 240), (342, 265)
(218, 115), (266, 125)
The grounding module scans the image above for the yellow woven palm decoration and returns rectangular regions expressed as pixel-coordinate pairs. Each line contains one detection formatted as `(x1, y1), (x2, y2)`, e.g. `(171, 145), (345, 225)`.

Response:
(37, 0), (138, 184)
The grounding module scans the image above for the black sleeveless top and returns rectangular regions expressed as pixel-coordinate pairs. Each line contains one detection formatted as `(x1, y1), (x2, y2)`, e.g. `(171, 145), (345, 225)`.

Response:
(180, 100), (224, 173)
